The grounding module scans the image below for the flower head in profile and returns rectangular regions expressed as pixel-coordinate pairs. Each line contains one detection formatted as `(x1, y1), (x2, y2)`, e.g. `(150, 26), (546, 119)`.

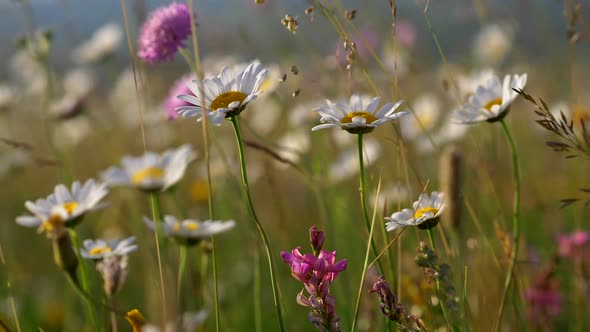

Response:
(385, 191), (445, 232)
(312, 94), (407, 134)
(176, 61), (268, 125)
(16, 179), (108, 238)
(81, 236), (138, 260)
(453, 74), (527, 124)
(101, 144), (196, 192)
(165, 74), (195, 120)
(138, 3), (193, 63)
(143, 215), (235, 246)
(82, 236), (138, 296)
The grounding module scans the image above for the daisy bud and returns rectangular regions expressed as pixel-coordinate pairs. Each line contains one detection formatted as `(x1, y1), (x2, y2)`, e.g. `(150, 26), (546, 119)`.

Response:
(97, 255), (129, 297)
(52, 232), (78, 277)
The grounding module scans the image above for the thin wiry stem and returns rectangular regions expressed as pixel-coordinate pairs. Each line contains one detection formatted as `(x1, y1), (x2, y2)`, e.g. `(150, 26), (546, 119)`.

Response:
(357, 134), (384, 272)
(427, 229), (455, 332)
(0, 243), (21, 332)
(230, 116), (286, 332)
(494, 119), (521, 331)
(185, 1), (220, 328)
(351, 173), (382, 332)
(148, 192), (169, 325)
(177, 245), (188, 304)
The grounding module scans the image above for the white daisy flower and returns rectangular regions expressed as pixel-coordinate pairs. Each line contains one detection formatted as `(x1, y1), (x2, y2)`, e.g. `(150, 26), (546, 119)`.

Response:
(81, 236), (138, 260)
(101, 144), (196, 192)
(400, 94), (441, 140)
(15, 179), (109, 238)
(473, 23), (513, 65)
(312, 94), (407, 134)
(143, 215), (236, 246)
(176, 61), (269, 125)
(385, 191), (445, 232)
(453, 74), (527, 124)
(72, 22), (122, 64)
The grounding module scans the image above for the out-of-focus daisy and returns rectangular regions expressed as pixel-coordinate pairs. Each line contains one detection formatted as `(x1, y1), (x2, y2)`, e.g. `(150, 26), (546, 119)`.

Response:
(244, 96), (282, 135)
(136, 310), (208, 332)
(312, 94), (407, 134)
(63, 67), (95, 98)
(275, 129), (311, 167)
(138, 3), (193, 63)
(101, 144), (196, 192)
(72, 23), (122, 64)
(385, 191), (445, 232)
(414, 112), (470, 154)
(53, 117), (92, 149)
(0, 84), (16, 109)
(176, 61), (268, 125)
(81, 236), (138, 260)
(16, 180), (109, 238)
(164, 73), (195, 120)
(453, 74), (527, 124)
(0, 149), (31, 179)
(473, 23), (513, 65)
(143, 215), (235, 246)
(382, 40), (411, 78)
(329, 137), (381, 183)
(400, 94), (441, 140)
(455, 68), (496, 102)
(370, 183), (409, 209)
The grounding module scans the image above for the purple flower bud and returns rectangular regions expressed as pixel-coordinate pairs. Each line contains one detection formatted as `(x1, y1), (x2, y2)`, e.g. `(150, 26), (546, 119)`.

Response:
(309, 226), (325, 254)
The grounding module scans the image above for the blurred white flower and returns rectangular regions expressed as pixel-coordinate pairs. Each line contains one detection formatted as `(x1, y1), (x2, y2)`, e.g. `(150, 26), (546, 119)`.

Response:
(369, 183), (409, 209)
(414, 112), (470, 154)
(64, 67), (95, 98)
(385, 191), (445, 231)
(329, 137), (381, 183)
(455, 69), (496, 101)
(382, 41), (410, 78)
(9, 51), (45, 95)
(400, 94), (441, 141)
(244, 96), (282, 136)
(473, 23), (513, 65)
(73, 22), (122, 64)
(81, 236), (138, 260)
(143, 215), (235, 246)
(275, 129), (310, 167)
(53, 116), (92, 149)
(0, 84), (16, 109)
(0, 149), (31, 178)
(141, 310), (208, 332)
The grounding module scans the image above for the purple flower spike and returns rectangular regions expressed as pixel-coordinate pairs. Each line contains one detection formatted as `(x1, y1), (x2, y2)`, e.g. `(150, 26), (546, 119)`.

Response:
(281, 226), (346, 332)
(165, 74), (195, 120)
(138, 3), (194, 63)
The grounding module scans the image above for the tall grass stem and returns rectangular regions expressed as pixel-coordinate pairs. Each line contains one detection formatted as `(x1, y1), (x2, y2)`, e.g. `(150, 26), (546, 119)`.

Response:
(427, 229), (455, 332)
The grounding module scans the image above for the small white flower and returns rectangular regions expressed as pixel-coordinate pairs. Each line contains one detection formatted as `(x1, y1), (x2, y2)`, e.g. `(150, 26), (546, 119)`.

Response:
(473, 23), (513, 65)
(453, 74), (527, 124)
(81, 236), (138, 260)
(385, 191), (445, 232)
(312, 94), (407, 134)
(176, 61), (268, 125)
(72, 22), (123, 64)
(142, 310), (208, 332)
(143, 215), (235, 245)
(400, 94), (441, 140)
(329, 138), (381, 183)
(101, 144), (196, 192)
(15, 179), (109, 237)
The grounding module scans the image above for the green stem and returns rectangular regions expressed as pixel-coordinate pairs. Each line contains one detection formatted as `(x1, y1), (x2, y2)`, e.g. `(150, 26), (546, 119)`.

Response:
(357, 134), (384, 272)
(427, 229), (455, 332)
(177, 245), (188, 305)
(148, 192), (169, 327)
(230, 116), (285, 332)
(68, 229), (99, 331)
(254, 246), (262, 332)
(494, 119), (521, 331)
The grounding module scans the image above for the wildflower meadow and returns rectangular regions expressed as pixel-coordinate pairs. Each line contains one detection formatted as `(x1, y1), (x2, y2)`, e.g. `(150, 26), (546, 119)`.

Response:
(1, 0), (590, 331)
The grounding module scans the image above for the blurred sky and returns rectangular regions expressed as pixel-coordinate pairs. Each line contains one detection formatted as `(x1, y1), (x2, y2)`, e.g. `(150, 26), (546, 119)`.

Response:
(0, 0), (587, 73)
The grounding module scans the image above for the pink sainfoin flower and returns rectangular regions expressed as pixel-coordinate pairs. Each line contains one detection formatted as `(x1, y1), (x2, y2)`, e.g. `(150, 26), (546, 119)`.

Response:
(281, 226), (347, 332)
(557, 231), (590, 258)
(165, 74), (195, 120)
(524, 258), (563, 325)
(138, 3), (193, 63)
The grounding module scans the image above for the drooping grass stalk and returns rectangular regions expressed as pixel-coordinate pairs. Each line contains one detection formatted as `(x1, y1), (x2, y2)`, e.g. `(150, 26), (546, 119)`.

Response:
(0, 243), (21, 332)
(67, 229), (99, 331)
(148, 192), (169, 324)
(230, 115), (285, 332)
(494, 119), (521, 331)
(351, 174), (382, 332)
(177, 245), (188, 304)
(185, 1), (221, 328)
(357, 134), (384, 273)
(427, 229), (454, 332)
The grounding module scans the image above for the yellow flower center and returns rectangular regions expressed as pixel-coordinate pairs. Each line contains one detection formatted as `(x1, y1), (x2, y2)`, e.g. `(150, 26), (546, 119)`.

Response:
(183, 221), (200, 231)
(210, 91), (248, 111)
(341, 112), (377, 124)
(132, 167), (164, 185)
(413, 207), (439, 219)
(42, 201), (80, 231)
(415, 112), (436, 130)
(190, 180), (210, 203)
(89, 246), (112, 256)
(125, 309), (146, 332)
(483, 98), (503, 112)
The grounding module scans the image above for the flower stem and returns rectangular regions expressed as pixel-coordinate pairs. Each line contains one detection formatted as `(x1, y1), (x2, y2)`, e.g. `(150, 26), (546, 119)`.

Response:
(177, 245), (188, 304)
(230, 116), (285, 332)
(427, 229), (455, 332)
(494, 119), (521, 331)
(68, 229), (99, 331)
(148, 192), (169, 327)
(357, 134), (384, 272)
